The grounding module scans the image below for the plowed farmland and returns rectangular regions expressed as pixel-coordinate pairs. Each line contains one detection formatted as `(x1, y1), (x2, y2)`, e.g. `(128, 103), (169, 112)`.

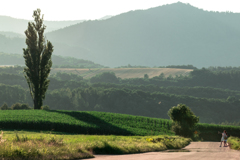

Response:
(51, 68), (193, 79)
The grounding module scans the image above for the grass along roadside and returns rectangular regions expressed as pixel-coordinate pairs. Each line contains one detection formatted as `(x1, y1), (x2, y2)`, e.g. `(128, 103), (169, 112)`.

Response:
(0, 130), (191, 159)
(227, 137), (240, 150)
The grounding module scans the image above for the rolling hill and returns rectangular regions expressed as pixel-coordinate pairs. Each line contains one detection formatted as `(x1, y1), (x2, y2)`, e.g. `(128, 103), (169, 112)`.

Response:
(0, 52), (105, 68)
(51, 68), (192, 79)
(0, 15), (84, 35)
(46, 2), (240, 68)
(1, 2), (240, 68)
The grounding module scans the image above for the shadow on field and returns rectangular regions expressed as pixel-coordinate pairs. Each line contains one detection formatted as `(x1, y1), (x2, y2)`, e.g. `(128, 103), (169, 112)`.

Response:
(45, 110), (132, 135)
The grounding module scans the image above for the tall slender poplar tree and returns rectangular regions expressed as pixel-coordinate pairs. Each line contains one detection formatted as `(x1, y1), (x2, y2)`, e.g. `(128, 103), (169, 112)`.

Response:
(23, 9), (53, 109)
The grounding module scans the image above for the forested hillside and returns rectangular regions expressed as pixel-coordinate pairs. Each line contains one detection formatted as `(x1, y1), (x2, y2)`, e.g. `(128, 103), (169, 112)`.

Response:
(46, 2), (240, 67)
(1, 66), (240, 124)
(1, 3), (240, 68)
(0, 52), (105, 68)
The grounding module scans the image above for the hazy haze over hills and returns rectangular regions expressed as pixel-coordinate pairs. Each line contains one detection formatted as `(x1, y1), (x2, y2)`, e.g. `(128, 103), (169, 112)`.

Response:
(0, 15), (84, 35)
(46, 2), (240, 67)
(1, 2), (240, 67)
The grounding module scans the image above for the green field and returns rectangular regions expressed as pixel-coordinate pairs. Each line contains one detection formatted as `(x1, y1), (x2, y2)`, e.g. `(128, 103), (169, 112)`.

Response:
(0, 110), (193, 159)
(51, 68), (193, 79)
(0, 110), (240, 142)
(0, 110), (173, 136)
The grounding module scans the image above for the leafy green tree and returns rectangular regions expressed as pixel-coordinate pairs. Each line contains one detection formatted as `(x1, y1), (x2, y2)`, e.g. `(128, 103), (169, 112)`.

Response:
(144, 74), (149, 79)
(168, 104), (199, 137)
(90, 72), (119, 83)
(0, 103), (9, 110)
(23, 9), (53, 109)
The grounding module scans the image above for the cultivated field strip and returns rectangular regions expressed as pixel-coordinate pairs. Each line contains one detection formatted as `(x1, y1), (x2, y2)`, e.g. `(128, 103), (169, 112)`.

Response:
(51, 68), (193, 79)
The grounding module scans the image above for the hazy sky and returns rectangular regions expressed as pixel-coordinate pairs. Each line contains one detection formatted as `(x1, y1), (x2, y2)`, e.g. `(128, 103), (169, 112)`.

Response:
(1, 0), (240, 21)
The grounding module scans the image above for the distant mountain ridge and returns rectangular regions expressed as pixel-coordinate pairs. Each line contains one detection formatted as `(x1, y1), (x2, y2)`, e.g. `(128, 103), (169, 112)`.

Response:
(0, 52), (105, 68)
(1, 2), (240, 67)
(0, 15), (84, 35)
(45, 2), (240, 67)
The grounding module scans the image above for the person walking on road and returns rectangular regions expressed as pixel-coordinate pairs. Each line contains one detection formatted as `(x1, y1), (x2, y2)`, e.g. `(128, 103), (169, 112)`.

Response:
(224, 132), (229, 147)
(218, 130), (227, 147)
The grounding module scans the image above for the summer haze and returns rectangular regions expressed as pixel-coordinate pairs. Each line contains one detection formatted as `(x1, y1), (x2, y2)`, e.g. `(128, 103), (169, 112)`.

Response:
(0, 1), (240, 159)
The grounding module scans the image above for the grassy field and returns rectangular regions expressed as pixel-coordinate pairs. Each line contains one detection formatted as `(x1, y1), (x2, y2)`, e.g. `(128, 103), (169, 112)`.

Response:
(0, 110), (173, 136)
(51, 68), (193, 79)
(0, 130), (191, 159)
(1, 110), (240, 141)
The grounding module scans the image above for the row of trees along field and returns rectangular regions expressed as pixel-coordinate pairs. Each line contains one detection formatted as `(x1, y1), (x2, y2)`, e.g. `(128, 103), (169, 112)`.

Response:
(1, 81), (240, 124)
(2, 67), (240, 91)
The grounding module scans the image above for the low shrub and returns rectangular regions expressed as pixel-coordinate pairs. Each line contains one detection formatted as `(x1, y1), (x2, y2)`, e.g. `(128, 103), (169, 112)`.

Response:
(41, 105), (50, 110)
(0, 103), (10, 110)
(227, 137), (240, 150)
(11, 103), (31, 110)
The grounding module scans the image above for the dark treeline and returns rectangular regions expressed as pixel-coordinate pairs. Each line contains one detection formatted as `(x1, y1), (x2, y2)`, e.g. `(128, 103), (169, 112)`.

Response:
(163, 65), (197, 69)
(88, 69), (240, 91)
(1, 67), (240, 124)
(3, 66), (240, 91)
(115, 64), (197, 69)
(207, 66), (240, 72)
(2, 67), (240, 93)
(1, 83), (240, 123)
(91, 83), (240, 100)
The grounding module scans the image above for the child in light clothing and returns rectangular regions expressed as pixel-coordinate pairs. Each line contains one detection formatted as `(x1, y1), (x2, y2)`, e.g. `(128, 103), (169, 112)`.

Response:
(219, 130), (227, 147)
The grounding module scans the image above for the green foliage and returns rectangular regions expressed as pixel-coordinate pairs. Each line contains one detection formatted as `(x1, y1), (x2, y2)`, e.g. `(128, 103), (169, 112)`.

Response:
(227, 137), (240, 150)
(116, 64), (149, 68)
(195, 123), (240, 141)
(41, 105), (50, 110)
(0, 110), (173, 136)
(144, 74), (149, 79)
(2, 67), (240, 123)
(11, 103), (31, 110)
(10, 103), (21, 110)
(23, 9), (53, 109)
(1, 81), (240, 123)
(90, 72), (119, 83)
(0, 103), (9, 110)
(168, 104), (199, 137)
(0, 110), (239, 141)
(165, 65), (197, 69)
(51, 72), (83, 81)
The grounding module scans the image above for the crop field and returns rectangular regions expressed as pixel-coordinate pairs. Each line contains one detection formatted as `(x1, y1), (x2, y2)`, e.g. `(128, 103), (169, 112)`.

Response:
(51, 68), (193, 79)
(0, 110), (173, 136)
(0, 110), (239, 141)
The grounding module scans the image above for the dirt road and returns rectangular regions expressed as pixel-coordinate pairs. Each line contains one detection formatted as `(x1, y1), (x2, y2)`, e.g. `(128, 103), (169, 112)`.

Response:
(82, 142), (240, 160)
